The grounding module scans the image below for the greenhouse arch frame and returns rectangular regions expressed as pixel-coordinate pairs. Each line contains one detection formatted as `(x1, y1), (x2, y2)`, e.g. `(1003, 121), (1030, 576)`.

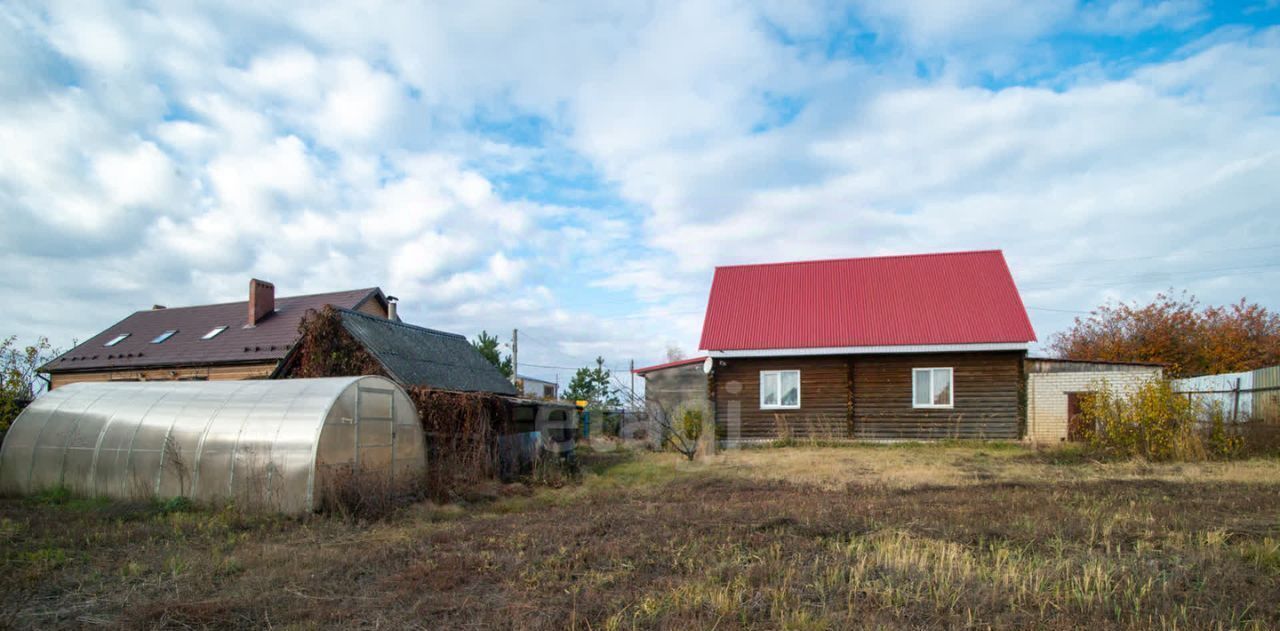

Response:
(0, 376), (426, 513)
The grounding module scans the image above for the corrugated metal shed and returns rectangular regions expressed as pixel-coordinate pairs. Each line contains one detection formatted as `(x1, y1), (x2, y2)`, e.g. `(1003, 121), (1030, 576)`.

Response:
(699, 250), (1036, 351)
(1251, 365), (1279, 421)
(336, 309), (517, 395)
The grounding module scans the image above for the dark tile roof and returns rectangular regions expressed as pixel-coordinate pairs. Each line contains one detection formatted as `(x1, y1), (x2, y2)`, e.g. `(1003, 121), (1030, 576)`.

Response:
(336, 309), (516, 395)
(45, 288), (383, 373)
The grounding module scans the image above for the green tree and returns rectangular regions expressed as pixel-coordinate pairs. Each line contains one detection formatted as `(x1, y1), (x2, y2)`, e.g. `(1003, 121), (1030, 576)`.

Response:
(2, 336), (57, 432)
(471, 330), (513, 379)
(563, 356), (620, 407)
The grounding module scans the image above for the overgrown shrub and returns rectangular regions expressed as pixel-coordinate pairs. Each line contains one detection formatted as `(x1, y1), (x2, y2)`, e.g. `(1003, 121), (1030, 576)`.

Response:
(1079, 378), (1267, 461)
(1204, 404), (1245, 459)
(318, 466), (423, 521)
(679, 407), (704, 445)
(1080, 378), (1205, 461)
(408, 386), (512, 500)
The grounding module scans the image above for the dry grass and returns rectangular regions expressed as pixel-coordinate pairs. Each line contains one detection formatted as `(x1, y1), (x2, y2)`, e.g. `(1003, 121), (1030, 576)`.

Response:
(704, 442), (1280, 490)
(2, 443), (1279, 629)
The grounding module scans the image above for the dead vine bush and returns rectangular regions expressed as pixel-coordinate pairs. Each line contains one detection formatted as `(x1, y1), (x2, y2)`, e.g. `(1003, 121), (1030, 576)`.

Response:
(289, 306), (386, 379)
(292, 307), (519, 503)
(407, 386), (512, 500)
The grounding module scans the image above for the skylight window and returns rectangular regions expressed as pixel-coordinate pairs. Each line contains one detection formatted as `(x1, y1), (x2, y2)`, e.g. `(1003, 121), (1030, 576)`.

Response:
(202, 326), (228, 340)
(104, 334), (129, 347)
(151, 330), (178, 344)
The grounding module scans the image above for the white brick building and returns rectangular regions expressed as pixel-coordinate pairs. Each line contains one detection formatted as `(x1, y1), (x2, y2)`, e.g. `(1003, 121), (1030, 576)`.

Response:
(1025, 358), (1163, 443)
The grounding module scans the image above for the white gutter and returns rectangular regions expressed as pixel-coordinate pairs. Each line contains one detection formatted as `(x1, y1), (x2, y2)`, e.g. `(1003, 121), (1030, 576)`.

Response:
(707, 342), (1030, 358)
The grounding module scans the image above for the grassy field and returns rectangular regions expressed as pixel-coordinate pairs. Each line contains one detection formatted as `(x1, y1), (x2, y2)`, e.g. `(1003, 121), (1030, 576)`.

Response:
(3, 442), (1280, 629)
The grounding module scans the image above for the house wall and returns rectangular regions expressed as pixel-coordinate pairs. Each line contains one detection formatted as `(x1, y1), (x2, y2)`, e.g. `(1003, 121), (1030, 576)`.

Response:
(712, 356), (850, 441)
(519, 379), (557, 399)
(712, 351), (1025, 441)
(49, 362), (280, 389)
(1026, 365), (1161, 442)
(642, 363), (712, 425)
(852, 352), (1024, 440)
(356, 299), (388, 318)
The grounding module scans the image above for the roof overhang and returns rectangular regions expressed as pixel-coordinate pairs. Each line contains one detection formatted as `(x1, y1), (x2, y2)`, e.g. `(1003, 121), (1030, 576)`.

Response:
(46, 356), (288, 375)
(707, 342), (1030, 358)
(633, 356), (709, 375)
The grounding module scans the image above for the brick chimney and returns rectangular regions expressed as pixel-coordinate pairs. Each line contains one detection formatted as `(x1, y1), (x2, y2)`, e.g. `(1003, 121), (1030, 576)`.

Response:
(247, 279), (275, 327)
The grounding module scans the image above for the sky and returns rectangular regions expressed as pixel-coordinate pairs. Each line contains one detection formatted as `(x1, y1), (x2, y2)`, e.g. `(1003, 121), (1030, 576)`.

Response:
(2, 0), (1279, 385)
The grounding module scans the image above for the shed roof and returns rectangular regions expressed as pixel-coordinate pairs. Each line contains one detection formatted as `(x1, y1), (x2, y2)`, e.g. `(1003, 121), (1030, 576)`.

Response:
(699, 250), (1036, 351)
(633, 356), (708, 375)
(334, 309), (517, 395)
(44, 288), (384, 373)
(516, 374), (555, 385)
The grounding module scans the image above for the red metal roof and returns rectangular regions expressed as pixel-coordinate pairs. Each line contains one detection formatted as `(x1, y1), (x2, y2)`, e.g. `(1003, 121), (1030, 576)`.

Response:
(45, 287), (383, 373)
(633, 356), (708, 375)
(698, 250), (1036, 351)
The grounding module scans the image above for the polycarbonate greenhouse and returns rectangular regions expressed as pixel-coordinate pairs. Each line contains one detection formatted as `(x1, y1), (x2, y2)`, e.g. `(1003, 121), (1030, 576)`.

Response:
(0, 376), (426, 513)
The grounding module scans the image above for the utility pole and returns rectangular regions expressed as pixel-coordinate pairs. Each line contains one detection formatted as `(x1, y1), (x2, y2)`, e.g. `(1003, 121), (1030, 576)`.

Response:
(511, 328), (519, 386)
(630, 358), (635, 410)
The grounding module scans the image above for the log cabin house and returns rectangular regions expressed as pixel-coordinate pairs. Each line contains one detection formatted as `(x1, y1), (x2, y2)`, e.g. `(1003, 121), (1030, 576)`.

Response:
(698, 250), (1038, 442)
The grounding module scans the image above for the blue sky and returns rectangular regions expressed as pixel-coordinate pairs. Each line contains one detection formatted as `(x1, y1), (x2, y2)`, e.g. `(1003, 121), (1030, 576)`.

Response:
(1, 1), (1279, 383)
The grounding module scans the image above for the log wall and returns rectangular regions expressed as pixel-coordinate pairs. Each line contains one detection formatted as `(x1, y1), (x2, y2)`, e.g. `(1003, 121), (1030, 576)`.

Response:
(712, 351), (1024, 441)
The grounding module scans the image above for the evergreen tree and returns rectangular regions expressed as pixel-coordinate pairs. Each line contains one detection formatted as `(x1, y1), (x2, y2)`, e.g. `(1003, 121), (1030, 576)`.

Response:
(471, 330), (513, 379)
(563, 356), (620, 407)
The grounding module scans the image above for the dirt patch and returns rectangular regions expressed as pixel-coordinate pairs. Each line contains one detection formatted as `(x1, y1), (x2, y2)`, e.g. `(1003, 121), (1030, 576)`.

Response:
(2, 446), (1279, 629)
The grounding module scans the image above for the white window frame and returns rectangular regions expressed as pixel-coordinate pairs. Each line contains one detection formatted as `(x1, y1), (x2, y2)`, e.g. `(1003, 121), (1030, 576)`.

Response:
(912, 367), (954, 409)
(202, 326), (228, 340)
(103, 333), (129, 347)
(759, 370), (801, 410)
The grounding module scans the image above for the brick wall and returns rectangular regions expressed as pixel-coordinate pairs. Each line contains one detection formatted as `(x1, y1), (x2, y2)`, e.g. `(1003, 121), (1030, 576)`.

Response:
(1026, 368), (1161, 442)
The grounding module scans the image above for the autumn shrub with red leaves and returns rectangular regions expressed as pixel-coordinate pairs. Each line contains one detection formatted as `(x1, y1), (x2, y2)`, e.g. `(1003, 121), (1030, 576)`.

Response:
(1050, 291), (1280, 378)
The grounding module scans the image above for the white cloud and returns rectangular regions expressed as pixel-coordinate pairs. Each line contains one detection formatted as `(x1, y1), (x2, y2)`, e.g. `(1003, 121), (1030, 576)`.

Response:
(92, 140), (184, 209)
(1, 1), (1278, 373)
(854, 0), (1077, 45)
(1077, 0), (1209, 35)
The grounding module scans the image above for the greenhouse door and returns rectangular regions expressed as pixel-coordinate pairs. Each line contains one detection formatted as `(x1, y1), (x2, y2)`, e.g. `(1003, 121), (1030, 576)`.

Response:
(356, 386), (397, 471)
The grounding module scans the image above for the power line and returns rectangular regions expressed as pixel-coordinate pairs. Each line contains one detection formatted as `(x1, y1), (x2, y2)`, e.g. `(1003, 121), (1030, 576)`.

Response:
(1012, 242), (1280, 270)
(521, 361), (630, 372)
(1019, 261), (1280, 291)
(1025, 306), (1092, 314)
